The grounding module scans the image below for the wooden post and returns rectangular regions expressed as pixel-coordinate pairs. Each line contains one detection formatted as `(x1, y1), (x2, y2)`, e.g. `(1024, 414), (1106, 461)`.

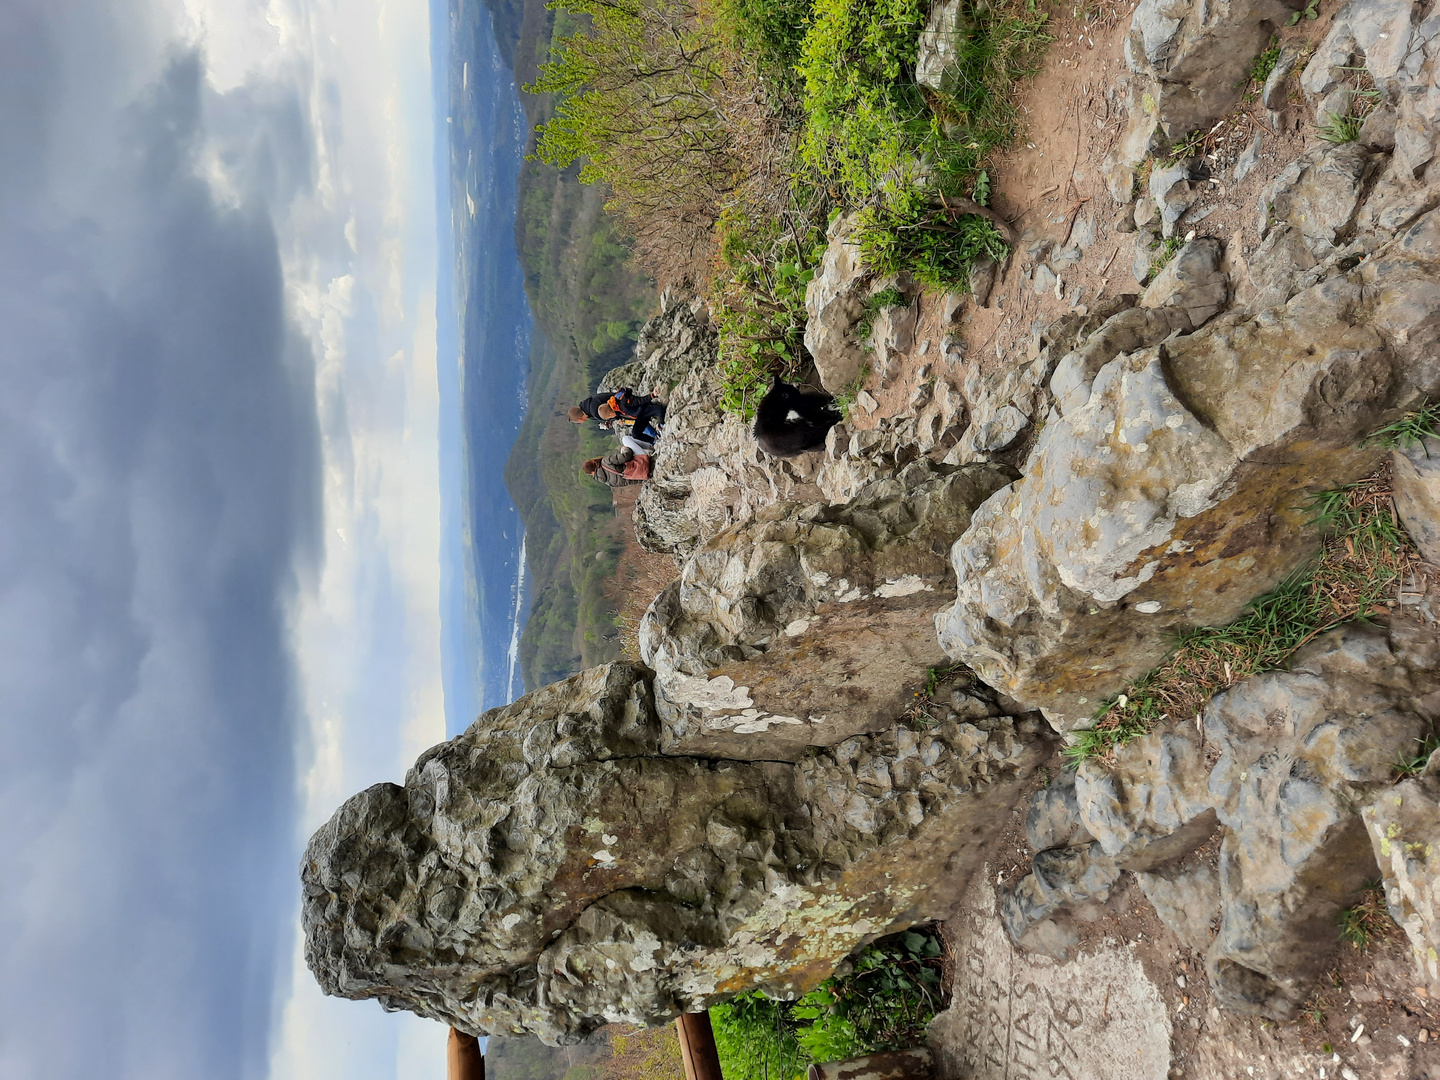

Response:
(674, 1011), (724, 1080)
(447, 1028), (485, 1080)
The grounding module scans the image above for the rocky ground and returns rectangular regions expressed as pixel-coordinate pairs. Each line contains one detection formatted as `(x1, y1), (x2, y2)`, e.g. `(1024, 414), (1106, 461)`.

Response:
(300, 0), (1440, 1074)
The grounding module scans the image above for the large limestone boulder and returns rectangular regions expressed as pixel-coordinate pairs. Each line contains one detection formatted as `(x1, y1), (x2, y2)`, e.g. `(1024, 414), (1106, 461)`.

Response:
(301, 662), (1048, 1043)
(1125, 0), (1297, 138)
(936, 203), (1440, 725)
(1202, 623), (1440, 1017)
(804, 213), (870, 394)
(1363, 751), (1440, 988)
(641, 462), (1017, 759)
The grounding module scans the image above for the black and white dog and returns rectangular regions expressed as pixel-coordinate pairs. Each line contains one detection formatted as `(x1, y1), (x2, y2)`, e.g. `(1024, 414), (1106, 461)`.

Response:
(753, 377), (841, 458)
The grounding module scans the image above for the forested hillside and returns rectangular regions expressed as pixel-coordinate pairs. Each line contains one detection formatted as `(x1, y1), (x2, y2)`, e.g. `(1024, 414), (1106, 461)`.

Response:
(484, 0), (656, 691)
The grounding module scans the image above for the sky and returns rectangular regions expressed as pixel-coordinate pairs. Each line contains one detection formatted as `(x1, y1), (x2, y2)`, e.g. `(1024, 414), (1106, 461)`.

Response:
(0, 0), (452, 1077)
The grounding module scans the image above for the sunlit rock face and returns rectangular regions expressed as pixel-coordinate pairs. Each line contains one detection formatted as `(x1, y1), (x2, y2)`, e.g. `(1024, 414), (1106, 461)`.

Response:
(301, 662), (1048, 1044)
(640, 461), (1016, 761)
(936, 204), (1440, 729)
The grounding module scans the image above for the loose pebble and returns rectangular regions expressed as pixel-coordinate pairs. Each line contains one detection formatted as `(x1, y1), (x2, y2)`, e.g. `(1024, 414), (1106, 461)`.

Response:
(1176, 974), (1187, 988)
(1351, 1024), (1364, 1042)
(1396, 1033), (1411, 1047)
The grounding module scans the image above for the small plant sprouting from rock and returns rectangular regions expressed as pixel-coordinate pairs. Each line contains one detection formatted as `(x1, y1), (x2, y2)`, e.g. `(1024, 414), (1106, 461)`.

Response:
(855, 287), (909, 346)
(710, 927), (947, 1080)
(1248, 41), (1282, 88)
(1370, 398), (1440, 449)
(1066, 471), (1421, 765)
(1144, 235), (1185, 284)
(830, 363), (872, 419)
(1286, 0), (1320, 25)
(1395, 732), (1440, 779)
(1338, 882), (1400, 950)
(1316, 110), (1362, 144)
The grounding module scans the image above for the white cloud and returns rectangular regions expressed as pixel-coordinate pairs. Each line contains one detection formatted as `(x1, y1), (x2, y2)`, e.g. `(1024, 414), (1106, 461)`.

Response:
(171, 0), (450, 1074)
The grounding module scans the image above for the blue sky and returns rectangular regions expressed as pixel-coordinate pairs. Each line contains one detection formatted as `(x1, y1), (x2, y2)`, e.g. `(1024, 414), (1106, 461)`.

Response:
(0, 0), (452, 1077)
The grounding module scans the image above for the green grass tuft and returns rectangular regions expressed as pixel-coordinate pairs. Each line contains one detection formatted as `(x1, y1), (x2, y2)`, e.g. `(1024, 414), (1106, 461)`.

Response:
(1396, 732), (1440, 779)
(1317, 111), (1362, 144)
(1369, 399), (1440, 449)
(1066, 472), (1420, 765)
(1339, 882), (1399, 950)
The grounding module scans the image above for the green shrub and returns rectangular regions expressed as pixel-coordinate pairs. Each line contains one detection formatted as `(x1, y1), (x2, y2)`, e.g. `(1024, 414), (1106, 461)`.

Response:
(710, 928), (946, 1080)
(855, 187), (1007, 289)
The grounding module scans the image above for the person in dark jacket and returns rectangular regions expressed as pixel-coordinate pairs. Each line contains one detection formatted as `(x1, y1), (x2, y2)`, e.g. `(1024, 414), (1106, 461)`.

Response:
(582, 446), (649, 487)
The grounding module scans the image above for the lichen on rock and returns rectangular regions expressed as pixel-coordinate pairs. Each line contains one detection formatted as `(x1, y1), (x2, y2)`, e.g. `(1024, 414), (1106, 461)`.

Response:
(301, 662), (1048, 1043)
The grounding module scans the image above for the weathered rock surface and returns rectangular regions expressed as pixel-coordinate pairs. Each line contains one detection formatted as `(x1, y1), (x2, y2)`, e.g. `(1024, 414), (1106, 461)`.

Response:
(301, 662), (1047, 1042)
(936, 208), (1440, 725)
(805, 213), (870, 394)
(640, 462), (1016, 760)
(998, 841), (1122, 951)
(1136, 858), (1221, 955)
(1363, 750), (1440, 987)
(916, 0), (964, 92)
(1103, 0), (1297, 200)
(1025, 769), (1095, 852)
(620, 302), (822, 558)
(1394, 435), (1440, 564)
(1125, 0), (1297, 137)
(1203, 623), (1440, 1016)
(1074, 726), (1217, 869)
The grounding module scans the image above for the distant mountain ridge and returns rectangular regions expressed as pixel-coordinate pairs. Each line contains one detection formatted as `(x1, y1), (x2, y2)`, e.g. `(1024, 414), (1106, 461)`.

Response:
(480, 0), (657, 692)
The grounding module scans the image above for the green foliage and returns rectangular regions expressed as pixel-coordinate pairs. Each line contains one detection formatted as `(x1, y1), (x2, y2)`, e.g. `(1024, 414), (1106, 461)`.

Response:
(1369, 399), (1440, 448)
(710, 994), (808, 1080)
(711, 208), (827, 418)
(855, 186), (1008, 289)
(529, 0), (737, 249)
(1248, 43), (1281, 86)
(1396, 733), (1440, 779)
(710, 928), (946, 1080)
(1065, 475), (1420, 764)
(1286, 0), (1319, 25)
(1317, 110), (1361, 143)
(711, 0), (814, 85)
(1144, 234), (1185, 282)
(1339, 882), (1397, 949)
(971, 169), (991, 206)
(796, 0), (930, 197)
(1165, 129), (1205, 164)
(854, 287), (908, 342)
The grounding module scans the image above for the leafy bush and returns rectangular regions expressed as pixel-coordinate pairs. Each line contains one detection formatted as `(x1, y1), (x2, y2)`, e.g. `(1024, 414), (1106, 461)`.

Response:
(855, 187), (1007, 289)
(710, 208), (825, 418)
(710, 928), (946, 1080)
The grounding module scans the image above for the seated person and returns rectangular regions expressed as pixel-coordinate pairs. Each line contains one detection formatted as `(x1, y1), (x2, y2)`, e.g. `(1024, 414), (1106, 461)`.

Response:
(582, 446), (651, 486)
(597, 401), (664, 443)
(621, 431), (655, 455)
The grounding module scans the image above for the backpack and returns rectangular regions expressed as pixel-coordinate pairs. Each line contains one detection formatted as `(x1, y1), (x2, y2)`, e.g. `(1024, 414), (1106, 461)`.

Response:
(622, 453), (651, 480)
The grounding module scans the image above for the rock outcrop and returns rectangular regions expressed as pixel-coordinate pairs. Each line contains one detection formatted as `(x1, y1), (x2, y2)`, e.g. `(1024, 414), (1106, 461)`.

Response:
(1393, 435), (1440, 564)
(301, 662), (1048, 1043)
(936, 205), (1440, 727)
(617, 299), (824, 558)
(1001, 619), (1440, 1017)
(640, 461), (1017, 760)
(805, 213), (871, 394)
(1363, 748), (1440, 988)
